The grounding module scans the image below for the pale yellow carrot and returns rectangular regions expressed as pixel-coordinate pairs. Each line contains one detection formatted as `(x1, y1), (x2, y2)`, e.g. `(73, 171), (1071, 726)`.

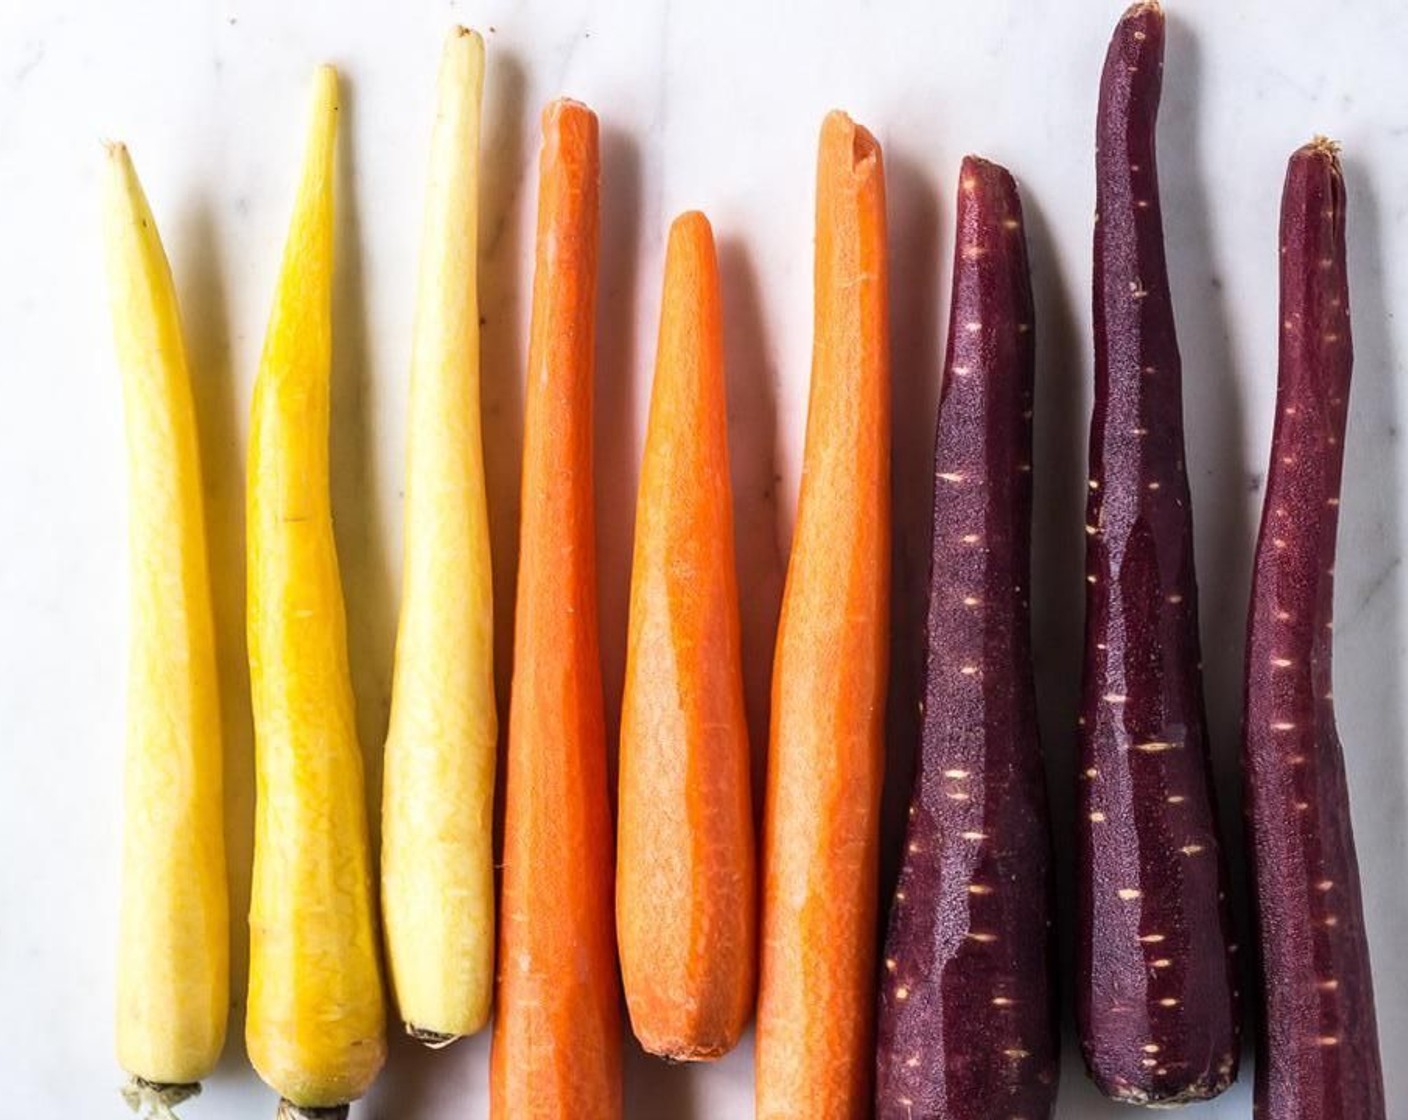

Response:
(381, 25), (497, 1046)
(104, 142), (229, 1118)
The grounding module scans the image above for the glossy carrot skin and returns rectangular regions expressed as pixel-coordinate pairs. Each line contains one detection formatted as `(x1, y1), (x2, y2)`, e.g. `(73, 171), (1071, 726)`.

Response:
(876, 158), (1056, 1120)
(1243, 140), (1384, 1120)
(616, 211), (756, 1061)
(756, 110), (889, 1120)
(489, 100), (621, 1120)
(1077, 2), (1239, 1104)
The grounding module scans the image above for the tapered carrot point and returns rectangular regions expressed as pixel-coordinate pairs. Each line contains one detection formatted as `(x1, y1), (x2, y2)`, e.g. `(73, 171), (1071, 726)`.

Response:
(755, 110), (890, 1120)
(489, 97), (621, 1120)
(616, 210), (756, 1062)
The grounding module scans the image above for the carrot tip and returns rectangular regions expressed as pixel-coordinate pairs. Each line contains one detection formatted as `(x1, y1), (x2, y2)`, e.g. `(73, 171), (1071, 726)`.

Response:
(670, 208), (711, 230)
(1124, 0), (1164, 20)
(821, 109), (882, 178)
(959, 154), (1017, 190)
(544, 96), (597, 126)
(649, 1041), (733, 1063)
(850, 125), (881, 172)
(120, 1077), (201, 1118)
(1306, 134), (1343, 159)
(275, 1100), (349, 1120)
(405, 1022), (460, 1049)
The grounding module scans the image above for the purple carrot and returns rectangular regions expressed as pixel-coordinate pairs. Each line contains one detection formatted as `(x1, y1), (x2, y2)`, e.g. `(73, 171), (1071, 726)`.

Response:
(1243, 138), (1384, 1120)
(1077, 0), (1240, 1104)
(876, 157), (1057, 1120)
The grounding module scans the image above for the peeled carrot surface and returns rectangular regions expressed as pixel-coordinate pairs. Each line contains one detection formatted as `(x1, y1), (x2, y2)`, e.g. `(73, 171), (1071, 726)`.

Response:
(1243, 138), (1384, 1120)
(875, 157), (1057, 1120)
(381, 25), (497, 1045)
(245, 67), (386, 1117)
(489, 99), (621, 1120)
(616, 211), (756, 1061)
(755, 110), (890, 1120)
(1078, 2), (1239, 1104)
(104, 143), (229, 1111)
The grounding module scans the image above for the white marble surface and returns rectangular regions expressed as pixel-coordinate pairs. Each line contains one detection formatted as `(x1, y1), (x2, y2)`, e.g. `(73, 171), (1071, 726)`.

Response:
(2, 0), (1406, 1116)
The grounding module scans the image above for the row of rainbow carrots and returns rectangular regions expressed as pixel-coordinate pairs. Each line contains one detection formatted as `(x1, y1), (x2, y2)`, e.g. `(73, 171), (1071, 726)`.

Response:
(105, 5), (1383, 1119)
(107, 25), (877, 1119)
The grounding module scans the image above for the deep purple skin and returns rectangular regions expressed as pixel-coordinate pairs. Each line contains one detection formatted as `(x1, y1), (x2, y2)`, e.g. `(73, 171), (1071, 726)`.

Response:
(1242, 141), (1384, 1120)
(1077, 1), (1240, 1104)
(875, 158), (1057, 1120)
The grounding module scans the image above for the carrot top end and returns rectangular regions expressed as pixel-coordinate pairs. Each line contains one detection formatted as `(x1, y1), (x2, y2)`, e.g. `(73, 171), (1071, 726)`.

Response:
(1305, 134), (1343, 159)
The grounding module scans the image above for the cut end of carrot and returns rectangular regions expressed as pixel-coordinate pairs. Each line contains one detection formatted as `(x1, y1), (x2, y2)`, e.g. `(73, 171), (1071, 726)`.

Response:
(821, 109), (882, 180)
(120, 1077), (201, 1118)
(1124, 0), (1164, 21)
(543, 97), (598, 134)
(540, 97), (600, 173)
(959, 153), (1017, 194)
(310, 63), (339, 109)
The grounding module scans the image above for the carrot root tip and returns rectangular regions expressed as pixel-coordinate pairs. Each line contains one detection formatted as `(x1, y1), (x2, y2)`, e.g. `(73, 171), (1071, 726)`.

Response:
(275, 1101), (350, 1120)
(1307, 133), (1342, 157)
(643, 1040), (733, 1064)
(120, 1077), (201, 1118)
(405, 1023), (460, 1049)
(1108, 1071), (1235, 1108)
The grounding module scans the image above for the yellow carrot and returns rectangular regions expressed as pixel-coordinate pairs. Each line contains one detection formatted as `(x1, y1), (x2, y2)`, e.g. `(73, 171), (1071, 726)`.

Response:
(381, 25), (497, 1046)
(104, 142), (229, 1118)
(245, 66), (386, 1119)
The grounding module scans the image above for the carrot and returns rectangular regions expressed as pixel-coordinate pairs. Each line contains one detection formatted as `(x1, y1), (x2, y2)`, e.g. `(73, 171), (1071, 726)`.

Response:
(381, 25), (497, 1047)
(875, 156), (1057, 1120)
(489, 99), (620, 1119)
(755, 110), (890, 1120)
(1077, 2), (1239, 1104)
(244, 67), (386, 1119)
(103, 142), (229, 1118)
(615, 210), (756, 1061)
(1243, 138), (1384, 1119)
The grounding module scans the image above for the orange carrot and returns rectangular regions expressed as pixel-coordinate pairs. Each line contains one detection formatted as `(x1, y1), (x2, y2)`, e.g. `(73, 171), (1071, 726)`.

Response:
(489, 98), (620, 1120)
(755, 110), (890, 1119)
(615, 211), (756, 1061)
